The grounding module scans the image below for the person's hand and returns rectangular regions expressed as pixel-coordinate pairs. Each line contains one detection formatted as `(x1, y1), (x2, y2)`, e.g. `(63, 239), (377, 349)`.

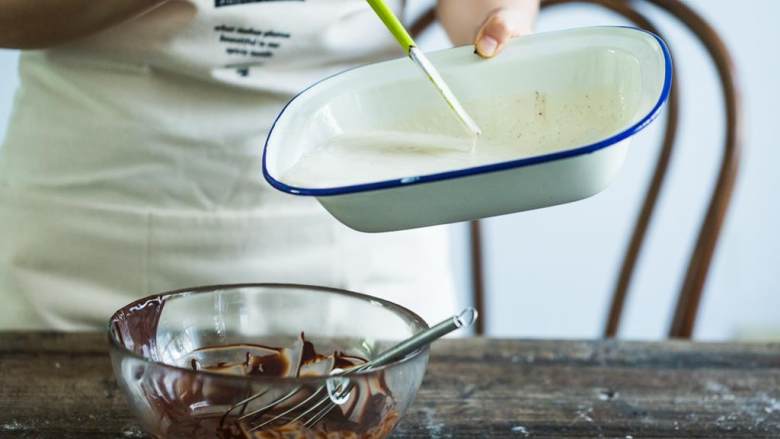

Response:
(437, 0), (539, 58)
(474, 6), (537, 58)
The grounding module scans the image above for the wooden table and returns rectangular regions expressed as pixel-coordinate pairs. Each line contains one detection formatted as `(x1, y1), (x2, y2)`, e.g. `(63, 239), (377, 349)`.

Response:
(1, 333), (779, 438)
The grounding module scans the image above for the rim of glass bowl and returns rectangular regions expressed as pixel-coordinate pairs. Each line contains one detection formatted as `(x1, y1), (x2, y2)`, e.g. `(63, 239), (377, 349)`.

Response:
(107, 283), (432, 384)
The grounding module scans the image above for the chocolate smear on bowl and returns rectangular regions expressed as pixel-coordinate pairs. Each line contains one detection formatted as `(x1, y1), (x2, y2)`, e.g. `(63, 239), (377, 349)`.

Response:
(143, 333), (400, 438)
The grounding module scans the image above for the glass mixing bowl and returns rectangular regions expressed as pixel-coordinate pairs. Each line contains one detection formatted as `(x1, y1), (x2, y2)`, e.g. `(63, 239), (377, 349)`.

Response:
(108, 284), (430, 438)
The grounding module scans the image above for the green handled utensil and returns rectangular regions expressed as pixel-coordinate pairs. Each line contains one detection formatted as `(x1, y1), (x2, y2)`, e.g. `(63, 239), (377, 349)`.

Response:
(366, 0), (415, 54)
(366, 0), (482, 137)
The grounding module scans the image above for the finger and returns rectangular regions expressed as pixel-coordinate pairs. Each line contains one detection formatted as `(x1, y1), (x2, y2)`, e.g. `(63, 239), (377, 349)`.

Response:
(474, 8), (533, 58)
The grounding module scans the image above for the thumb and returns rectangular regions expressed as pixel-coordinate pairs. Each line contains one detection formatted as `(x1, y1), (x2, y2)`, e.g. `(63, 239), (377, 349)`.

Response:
(475, 8), (534, 58)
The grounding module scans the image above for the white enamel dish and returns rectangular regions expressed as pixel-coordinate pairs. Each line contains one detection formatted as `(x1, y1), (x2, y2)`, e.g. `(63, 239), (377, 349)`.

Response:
(263, 26), (672, 233)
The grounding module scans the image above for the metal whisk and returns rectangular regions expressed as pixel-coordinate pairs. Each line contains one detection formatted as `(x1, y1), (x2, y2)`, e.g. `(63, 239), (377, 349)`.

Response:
(219, 307), (478, 434)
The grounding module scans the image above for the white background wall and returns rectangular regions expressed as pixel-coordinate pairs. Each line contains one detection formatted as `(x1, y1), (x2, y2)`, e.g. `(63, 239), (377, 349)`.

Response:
(1, 0), (778, 340)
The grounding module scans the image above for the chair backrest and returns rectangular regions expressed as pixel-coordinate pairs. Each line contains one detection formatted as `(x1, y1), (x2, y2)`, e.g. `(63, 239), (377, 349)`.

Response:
(410, 0), (741, 338)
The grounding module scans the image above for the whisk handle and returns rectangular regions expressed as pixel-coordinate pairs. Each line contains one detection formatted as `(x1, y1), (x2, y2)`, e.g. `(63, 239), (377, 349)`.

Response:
(368, 308), (477, 368)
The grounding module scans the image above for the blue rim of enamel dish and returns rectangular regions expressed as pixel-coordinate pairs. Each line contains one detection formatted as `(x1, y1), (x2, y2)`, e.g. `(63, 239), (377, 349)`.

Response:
(262, 27), (673, 197)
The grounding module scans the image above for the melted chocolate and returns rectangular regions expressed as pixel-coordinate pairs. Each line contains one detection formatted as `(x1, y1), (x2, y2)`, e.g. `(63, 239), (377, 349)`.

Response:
(110, 299), (399, 438)
(110, 295), (165, 359)
(147, 334), (396, 438)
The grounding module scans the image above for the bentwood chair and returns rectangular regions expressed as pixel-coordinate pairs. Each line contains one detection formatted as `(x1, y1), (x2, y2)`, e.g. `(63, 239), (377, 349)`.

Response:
(409, 0), (740, 338)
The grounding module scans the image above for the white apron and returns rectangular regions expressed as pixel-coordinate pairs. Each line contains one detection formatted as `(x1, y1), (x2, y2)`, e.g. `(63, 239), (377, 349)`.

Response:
(0, 0), (457, 330)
